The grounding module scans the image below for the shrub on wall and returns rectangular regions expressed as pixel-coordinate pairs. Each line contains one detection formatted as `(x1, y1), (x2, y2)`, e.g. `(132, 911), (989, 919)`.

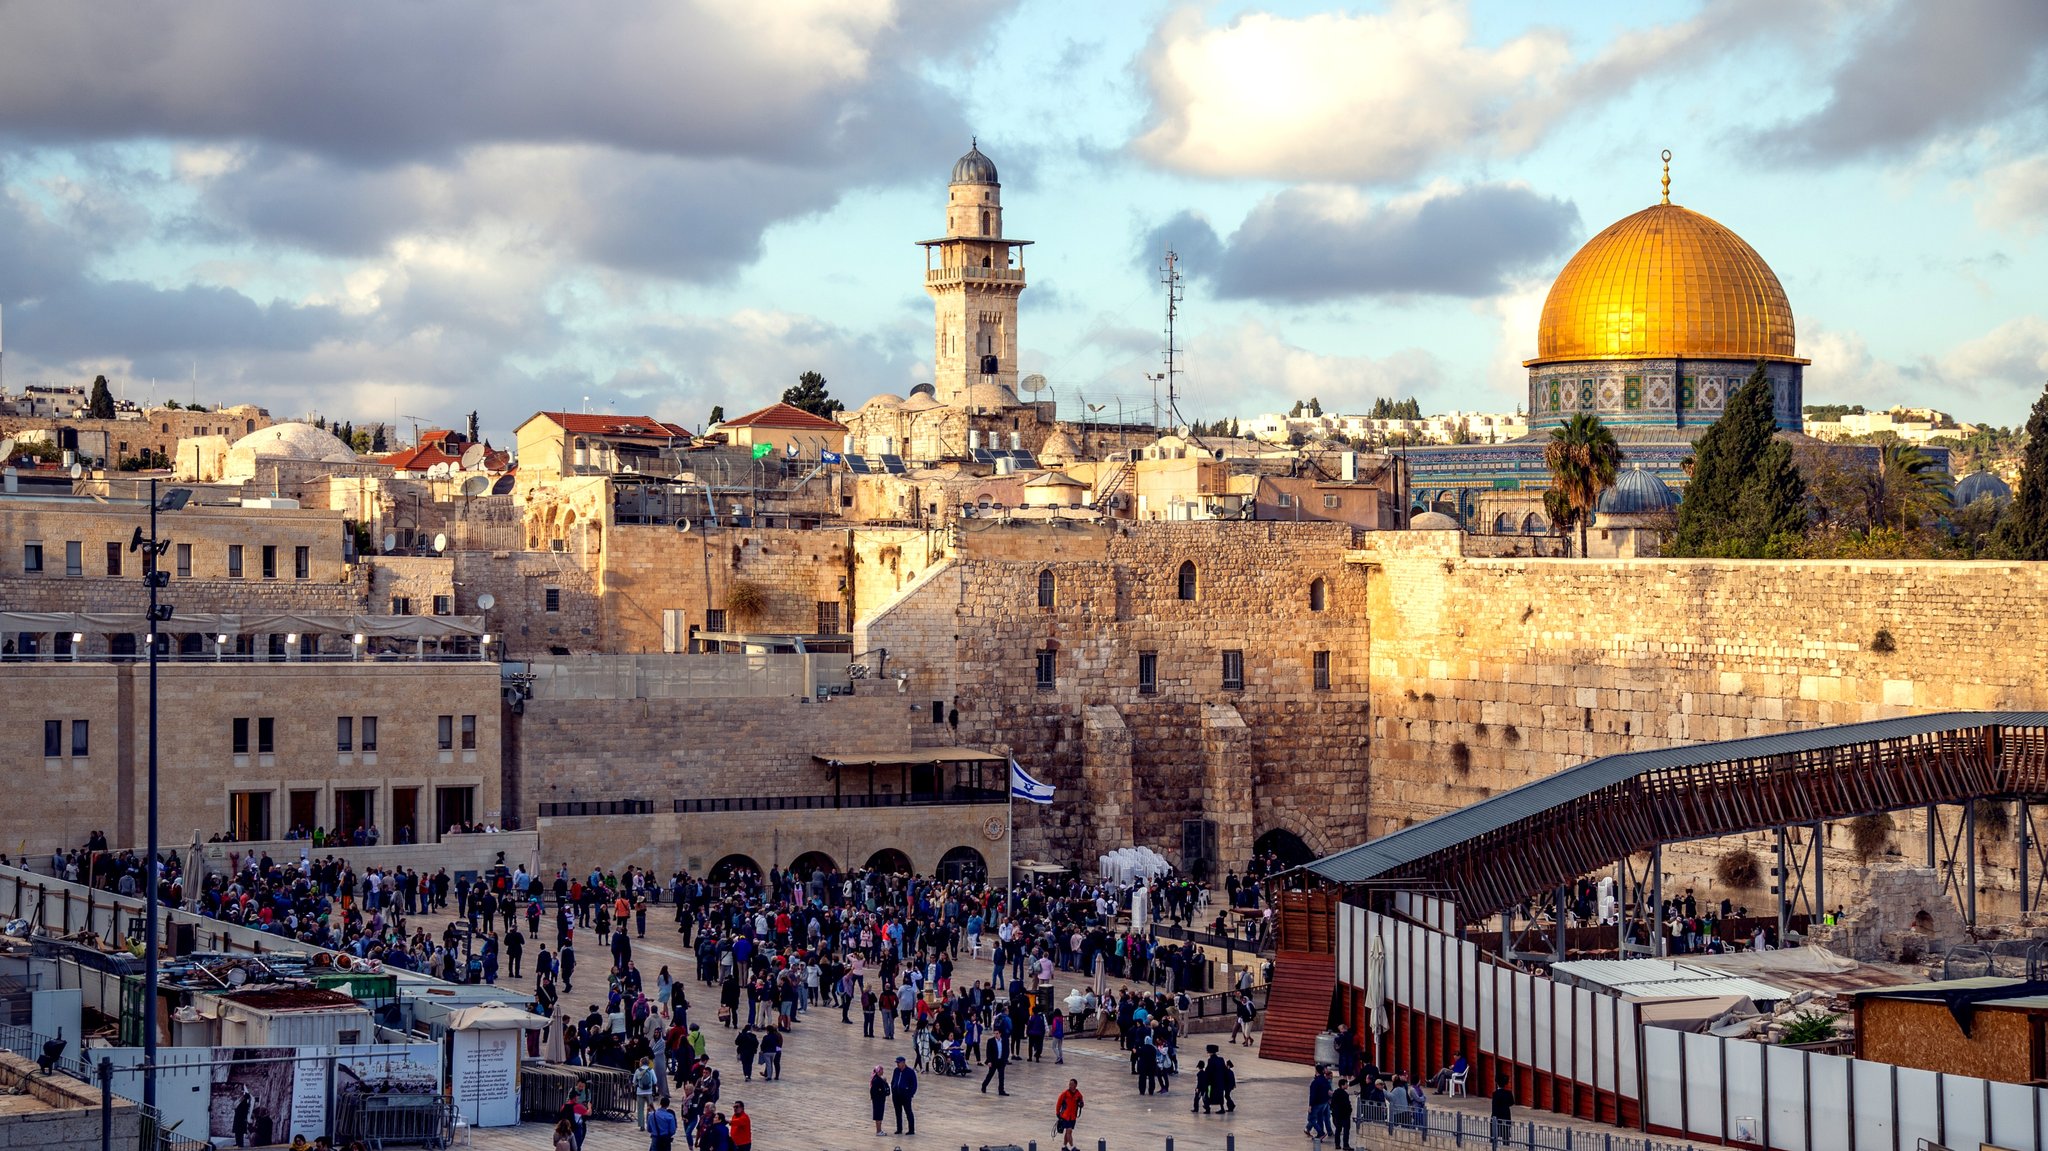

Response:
(725, 579), (768, 621)
(1849, 813), (1892, 861)
(1716, 846), (1762, 889)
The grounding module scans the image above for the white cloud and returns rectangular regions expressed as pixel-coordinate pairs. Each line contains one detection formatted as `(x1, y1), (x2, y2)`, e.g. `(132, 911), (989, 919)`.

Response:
(1483, 278), (1550, 406)
(1179, 319), (1447, 416)
(1134, 1), (1570, 182)
(1976, 154), (2048, 231)
(1803, 319), (2048, 424)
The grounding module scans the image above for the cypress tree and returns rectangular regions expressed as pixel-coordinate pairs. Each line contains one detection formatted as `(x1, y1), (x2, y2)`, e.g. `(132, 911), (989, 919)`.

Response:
(1668, 364), (1807, 557)
(87, 375), (116, 420)
(1995, 382), (2048, 559)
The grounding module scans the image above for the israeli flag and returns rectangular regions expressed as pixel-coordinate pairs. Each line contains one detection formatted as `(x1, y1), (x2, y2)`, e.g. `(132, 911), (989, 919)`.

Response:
(786, 442), (800, 458)
(821, 450), (842, 464)
(1009, 757), (1055, 805)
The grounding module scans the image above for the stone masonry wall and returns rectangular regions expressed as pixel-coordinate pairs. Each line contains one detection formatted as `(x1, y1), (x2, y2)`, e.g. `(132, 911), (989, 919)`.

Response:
(1352, 532), (2048, 921)
(599, 525), (853, 652)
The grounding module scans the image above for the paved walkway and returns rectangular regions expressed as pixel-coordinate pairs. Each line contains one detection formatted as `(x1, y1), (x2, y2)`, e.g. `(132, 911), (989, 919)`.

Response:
(423, 905), (1306, 1151)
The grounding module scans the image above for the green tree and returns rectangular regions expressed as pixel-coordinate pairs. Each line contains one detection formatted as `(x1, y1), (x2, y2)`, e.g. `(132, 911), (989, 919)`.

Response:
(1869, 442), (1953, 532)
(1996, 382), (2048, 559)
(708, 405), (726, 426)
(351, 430), (372, 453)
(1669, 365), (1807, 557)
(371, 424), (388, 452)
(87, 375), (115, 420)
(781, 371), (844, 417)
(1544, 412), (1621, 557)
(1307, 396), (1323, 417)
(1289, 400), (1304, 417)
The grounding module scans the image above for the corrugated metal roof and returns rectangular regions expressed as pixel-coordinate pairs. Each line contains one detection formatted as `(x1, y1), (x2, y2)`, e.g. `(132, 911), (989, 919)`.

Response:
(1309, 711), (2048, 884)
(1552, 958), (1720, 986)
(1622, 978), (1795, 1002)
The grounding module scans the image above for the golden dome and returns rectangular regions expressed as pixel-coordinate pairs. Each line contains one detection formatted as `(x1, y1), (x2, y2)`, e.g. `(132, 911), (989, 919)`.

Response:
(1527, 202), (1805, 366)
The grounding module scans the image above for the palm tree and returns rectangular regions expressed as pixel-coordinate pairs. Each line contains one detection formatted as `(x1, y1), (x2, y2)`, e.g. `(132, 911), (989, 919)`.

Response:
(1544, 413), (1622, 557)
(1869, 443), (1953, 532)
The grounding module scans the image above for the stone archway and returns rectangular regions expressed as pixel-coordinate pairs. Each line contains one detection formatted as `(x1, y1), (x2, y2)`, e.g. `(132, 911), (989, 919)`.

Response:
(937, 846), (987, 883)
(709, 853), (761, 886)
(789, 850), (837, 880)
(864, 848), (914, 874)
(1254, 828), (1317, 869)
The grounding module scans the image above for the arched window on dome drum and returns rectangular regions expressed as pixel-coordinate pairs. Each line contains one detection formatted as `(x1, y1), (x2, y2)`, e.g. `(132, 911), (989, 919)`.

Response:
(1177, 560), (1198, 601)
(1037, 568), (1055, 610)
(1308, 577), (1326, 613)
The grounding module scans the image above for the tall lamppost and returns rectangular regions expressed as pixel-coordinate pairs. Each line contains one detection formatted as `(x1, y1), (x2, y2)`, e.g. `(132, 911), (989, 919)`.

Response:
(132, 479), (190, 1110)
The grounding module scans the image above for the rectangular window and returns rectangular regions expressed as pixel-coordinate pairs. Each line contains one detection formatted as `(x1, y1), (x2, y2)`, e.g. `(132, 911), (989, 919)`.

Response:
(816, 600), (841, 635)
(257, 717), (275, 754)
(390, 596), (414, 616)
(1035, 649), (1057, 690)
(1275, 492), (1293, 509)
(1138, 651), (1158, 696)
(432, 594), (453, 616)
(105, 542), (122, 577)
(1313, 650), (1331, 691)
(227, 545), (243, 578)
(232, 717), (250, 755)
(360, 716), (378, 752)
(1221, 649), (1245, 691)
(1323, 494), (1342, 510)
(71, 720), (88, 758)
(261, 545), (277, 579)
(705, 608), (727, 633)
(176, 543), (191, 579)
(44, 720), (62, 759)
(544, 587), (561, 613)
(931, 701), (945, 724)
(294, 546), (310, 579)
(437, 715), (455, 751)
(337, 717), (353, 753)
(65, 540), (83, 576)
(22, 541), (42, 573)
(460, 714), (477, 750)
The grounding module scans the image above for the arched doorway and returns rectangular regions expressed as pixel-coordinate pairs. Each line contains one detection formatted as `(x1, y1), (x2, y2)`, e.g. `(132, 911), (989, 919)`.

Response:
(1254, 828), (1316, 870)
(937, 846), (987, 884)
(709, 853), (761, 886)
(789, 850), (837, 881)
(864, 848), (913, 874)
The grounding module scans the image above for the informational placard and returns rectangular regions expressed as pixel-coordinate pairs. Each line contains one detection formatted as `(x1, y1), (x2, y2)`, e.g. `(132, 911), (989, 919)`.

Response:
(450, 1028), (521, 1127)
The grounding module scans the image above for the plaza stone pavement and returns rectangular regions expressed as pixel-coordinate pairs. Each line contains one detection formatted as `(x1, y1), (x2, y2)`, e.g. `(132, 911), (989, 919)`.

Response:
(419, 904), (1313, 1151)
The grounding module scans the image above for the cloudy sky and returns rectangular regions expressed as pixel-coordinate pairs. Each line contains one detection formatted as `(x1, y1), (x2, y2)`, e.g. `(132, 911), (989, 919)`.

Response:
(1, 0), (2046, 442)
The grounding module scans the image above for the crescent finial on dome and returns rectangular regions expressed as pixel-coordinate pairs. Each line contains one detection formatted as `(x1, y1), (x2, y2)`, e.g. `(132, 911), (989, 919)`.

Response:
(1661, 149), (1672, 205)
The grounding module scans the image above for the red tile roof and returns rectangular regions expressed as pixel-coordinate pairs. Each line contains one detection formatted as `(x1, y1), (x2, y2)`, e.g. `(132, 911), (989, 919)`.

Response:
(717, 401), (846, 432)
(534, 411), (692, 438)
(380, 442), (512, 472)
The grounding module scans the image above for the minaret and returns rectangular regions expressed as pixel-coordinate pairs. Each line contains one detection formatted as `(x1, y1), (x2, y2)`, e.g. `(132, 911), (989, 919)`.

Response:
(919, 140), (1030, 407)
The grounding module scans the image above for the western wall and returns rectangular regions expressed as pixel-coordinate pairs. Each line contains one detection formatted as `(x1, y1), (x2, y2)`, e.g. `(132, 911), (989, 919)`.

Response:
(1353, 529), (2048, 930)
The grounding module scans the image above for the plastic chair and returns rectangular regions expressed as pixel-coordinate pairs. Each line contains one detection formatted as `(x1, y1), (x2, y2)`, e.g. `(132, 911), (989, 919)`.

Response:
(1447, 1069), (1468, 1098)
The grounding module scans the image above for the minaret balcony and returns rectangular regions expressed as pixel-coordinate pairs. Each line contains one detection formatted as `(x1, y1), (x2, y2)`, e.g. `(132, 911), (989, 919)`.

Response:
(926, 266), (1027, 286)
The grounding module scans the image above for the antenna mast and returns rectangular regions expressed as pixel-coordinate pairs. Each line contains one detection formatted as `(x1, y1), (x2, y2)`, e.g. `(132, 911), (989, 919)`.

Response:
(1161, 249), (1184, 432)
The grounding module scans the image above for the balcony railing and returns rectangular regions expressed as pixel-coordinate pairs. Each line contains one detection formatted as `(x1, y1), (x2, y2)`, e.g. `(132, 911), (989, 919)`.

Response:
(672, 787), (1007, 814)
(924, 266), (1025, 286)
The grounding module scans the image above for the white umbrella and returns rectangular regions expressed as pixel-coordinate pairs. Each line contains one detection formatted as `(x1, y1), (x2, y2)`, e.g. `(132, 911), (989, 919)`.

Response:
(543, 1018), (566, 1064)
(1366, 934), (1389, 1064)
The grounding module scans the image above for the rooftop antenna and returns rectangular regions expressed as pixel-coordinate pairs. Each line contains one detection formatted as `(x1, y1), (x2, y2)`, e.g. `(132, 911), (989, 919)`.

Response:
(1161, 248), (1192, 438)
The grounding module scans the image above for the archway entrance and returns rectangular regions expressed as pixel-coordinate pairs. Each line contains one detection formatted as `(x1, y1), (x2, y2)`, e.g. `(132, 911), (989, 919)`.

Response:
(937, 846), (987, 884)
(709, 853), (762, 886)
(789, 851), (837, 881)
(1255, 828), (1316, 870)
(864, 848), (913, 874)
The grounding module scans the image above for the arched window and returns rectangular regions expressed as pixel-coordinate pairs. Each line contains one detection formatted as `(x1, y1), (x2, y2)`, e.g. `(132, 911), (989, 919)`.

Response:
(980, 210), (990, 236)
(1177, 560), (1197, 601)
(1523, 512), (1548, 534)
(1037, 568), (1055, 610)
(1493, 513), (1513, 534)
(1308, 577), (1326, 612)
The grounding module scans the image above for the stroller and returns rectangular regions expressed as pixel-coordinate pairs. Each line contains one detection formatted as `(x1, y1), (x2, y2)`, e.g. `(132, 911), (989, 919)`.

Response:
(933, 1040), (972, 1077)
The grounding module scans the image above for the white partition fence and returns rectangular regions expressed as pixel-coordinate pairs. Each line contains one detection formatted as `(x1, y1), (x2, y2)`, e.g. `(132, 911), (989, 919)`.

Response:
(1337, 896), (2048, 1151)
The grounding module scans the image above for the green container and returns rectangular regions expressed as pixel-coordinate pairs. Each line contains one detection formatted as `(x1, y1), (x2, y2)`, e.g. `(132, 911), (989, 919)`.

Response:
(310, 971), (397, 1002)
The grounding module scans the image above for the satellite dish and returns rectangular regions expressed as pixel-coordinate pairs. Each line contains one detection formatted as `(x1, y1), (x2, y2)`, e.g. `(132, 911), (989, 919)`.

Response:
(459, 443), (486, 470)
(490, 474), (515, 495)
(475, 593), (496, 611)
(461, 474), (490, 497)
(69, 463), (83, 479)
(382, 533), (397, 552)
(676, 518), (692, 533)
(0, 438), (14, 460)
(1020, 374), (1048, 396)
(432, 533), (448, 553)
(225, 967), (248, 987)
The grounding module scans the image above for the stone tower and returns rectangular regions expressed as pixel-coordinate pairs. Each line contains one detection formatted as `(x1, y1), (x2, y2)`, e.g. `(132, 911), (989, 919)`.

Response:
(919, 142), (1030, 408)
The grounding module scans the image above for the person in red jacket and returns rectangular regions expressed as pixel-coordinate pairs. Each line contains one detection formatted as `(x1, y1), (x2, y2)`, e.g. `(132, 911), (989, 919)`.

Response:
(1055, 1080), (1085, 1148)
(729, 1101), (752, 1151)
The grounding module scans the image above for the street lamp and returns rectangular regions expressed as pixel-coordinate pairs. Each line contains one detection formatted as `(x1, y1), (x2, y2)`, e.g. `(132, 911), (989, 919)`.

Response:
(135, 480), (190, 1112)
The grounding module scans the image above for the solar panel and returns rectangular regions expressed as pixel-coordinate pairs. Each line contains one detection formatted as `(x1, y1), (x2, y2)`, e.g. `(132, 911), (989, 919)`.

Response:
(970, 448), (996, 464)
(880, 454), (906, 474)
(845, 455), (871, 474)
(1011, 451), (1039, 468)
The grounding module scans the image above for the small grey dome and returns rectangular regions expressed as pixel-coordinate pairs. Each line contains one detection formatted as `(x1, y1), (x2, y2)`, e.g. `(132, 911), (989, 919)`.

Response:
(951, 144), (999, 185)
(1955, 470), (2011, 508)
(1409, 511), (1460, 531)
(1596, 466), (1680, 515)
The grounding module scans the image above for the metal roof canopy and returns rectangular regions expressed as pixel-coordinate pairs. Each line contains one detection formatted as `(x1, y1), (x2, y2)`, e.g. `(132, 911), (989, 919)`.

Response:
(1307, 711), (2048, 923)
(815, 747), (1008, 767)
